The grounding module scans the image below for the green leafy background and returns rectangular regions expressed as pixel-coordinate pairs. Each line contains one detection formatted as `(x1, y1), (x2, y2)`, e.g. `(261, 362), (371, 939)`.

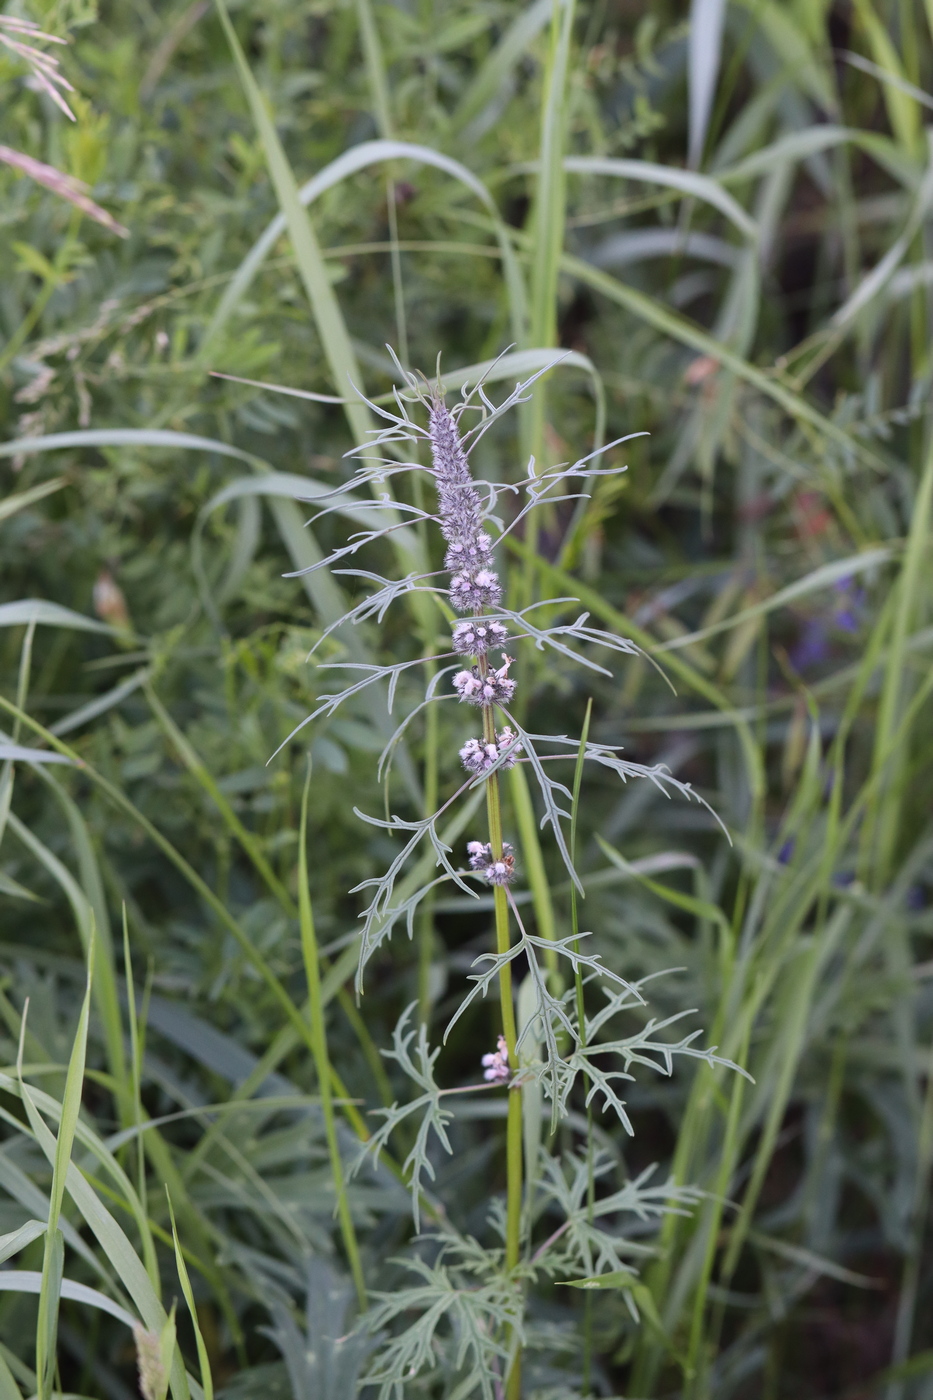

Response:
(1, 0), (932, 1396)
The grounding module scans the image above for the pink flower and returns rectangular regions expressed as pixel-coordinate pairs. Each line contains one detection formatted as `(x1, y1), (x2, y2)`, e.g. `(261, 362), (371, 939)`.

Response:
(481, 1035), (510, 1084)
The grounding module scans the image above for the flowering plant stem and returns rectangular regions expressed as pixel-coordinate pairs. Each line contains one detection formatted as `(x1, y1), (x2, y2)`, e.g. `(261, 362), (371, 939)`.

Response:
(418, 649), (440, 1021)
(571, 700), (595, 1393)
(480, 688), (523, 1398)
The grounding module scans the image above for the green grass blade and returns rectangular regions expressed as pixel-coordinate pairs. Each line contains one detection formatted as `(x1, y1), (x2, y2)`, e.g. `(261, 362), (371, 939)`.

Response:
(23, 934), (93, 1400)
(16, 1089), (190, 1400)
(688, 0), (727, 168)
(522, 0), (576, 607)
(508, 763), (558, 986)
(298, 764), (367, 1311)
(0, 599), (113, 636)
(0, 1271), (137, 1329)
(563, 156), (757, 238)
(0, 477), (66, 525)
(0, 1344), (24, 1400)
(864, 428), (933, 885)
(852, 0), (921, 149)
(213, 0), (372, 445)
(167, 1197), (214, 1400)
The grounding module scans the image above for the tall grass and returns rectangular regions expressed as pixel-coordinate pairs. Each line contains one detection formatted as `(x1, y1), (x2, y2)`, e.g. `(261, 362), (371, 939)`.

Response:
(1, 0), (933, 1396)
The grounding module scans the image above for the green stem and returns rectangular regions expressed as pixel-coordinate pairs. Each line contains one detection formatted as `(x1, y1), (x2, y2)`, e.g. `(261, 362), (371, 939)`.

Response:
(570, 701), (593, 1392)
(299, 766), (367, 1311)
(418, 655), (439, 1022)
(509, 762), (560, 992)
(481, 697), (522, 1397)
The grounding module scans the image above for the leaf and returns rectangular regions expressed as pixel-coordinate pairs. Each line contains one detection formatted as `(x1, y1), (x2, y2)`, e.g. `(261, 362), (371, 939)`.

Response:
(0, 426), (260, 466)
(0, 1220), (46, 1264)
(563, 156), (757, 239)
(28, 935), (94, 1400)
(851, 0), (921, 148)
(0, 745), (72, 765)
(169, 1203), (213, 1400)
(50, 666), (151, 737)
(560, 1269), (637, 1289)
(0, 477), (66, 525)
(0, 872), (42, 902)
(265, 1258), (373, 1400)
(591, 228), (739, 269)
(0, 600), (112, 635)
(298, 765), (366, 1306)
(832, 133), (933, 327)
(0, 1270), (137, 1329)
(688, 0), (727, 168)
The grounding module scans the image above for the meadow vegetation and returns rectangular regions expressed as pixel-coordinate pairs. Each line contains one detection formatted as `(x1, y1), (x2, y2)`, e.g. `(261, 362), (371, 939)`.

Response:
(1, 0), (933, 1396)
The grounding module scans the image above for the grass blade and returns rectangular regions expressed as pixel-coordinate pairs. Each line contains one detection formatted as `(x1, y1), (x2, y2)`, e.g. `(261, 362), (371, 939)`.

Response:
(298, 762), (367, 1311)
(688, 0), (727, 168)
(24, 934), (94, 1400)
(167, 1197), (214, 1400)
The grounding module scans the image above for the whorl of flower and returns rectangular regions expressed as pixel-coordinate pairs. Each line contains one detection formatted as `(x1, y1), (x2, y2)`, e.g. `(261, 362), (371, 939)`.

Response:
(453, 655), (516, 707)
(452, 618), (509, 656)
(467, 840), (516, 886)
(449, 567), (502, 613)
(460, 727), (522, 776)
(445, 533), (493, 573)
(481, 1034), (510, 1083)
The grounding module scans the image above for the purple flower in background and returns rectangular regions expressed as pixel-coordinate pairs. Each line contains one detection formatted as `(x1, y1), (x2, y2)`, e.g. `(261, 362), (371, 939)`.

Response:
(790, 576), (867, 671)
(790, 618), (830, 672)
(833, 576), (866, 634)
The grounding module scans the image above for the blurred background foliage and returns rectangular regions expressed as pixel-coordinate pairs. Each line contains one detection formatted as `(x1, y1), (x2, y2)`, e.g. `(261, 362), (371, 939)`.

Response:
(2, 0), (933, 1395)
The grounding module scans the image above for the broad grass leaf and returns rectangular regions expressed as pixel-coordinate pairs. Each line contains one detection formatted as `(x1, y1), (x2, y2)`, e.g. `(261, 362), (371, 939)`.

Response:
(0, 601), (112, 635)
(687, 0), (727, 168)
(564, 156), (757, 239)
(0, 1270), (137, 1328)
(0, 746), (71, 764)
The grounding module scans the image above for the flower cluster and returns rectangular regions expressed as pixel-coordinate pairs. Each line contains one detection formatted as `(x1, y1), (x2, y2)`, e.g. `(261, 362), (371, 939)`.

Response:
(453, 655), (516, 707)
(445, 531), (493, 573)
(467, 840), (516, 886)
(481, 1035), (510, 1084)
(449, 567), (502, 612)
(427, 390), (520, 888)
(428, 392), (506, 616)
(452, 618), (509, 656)
(459, 727), (522, 776)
